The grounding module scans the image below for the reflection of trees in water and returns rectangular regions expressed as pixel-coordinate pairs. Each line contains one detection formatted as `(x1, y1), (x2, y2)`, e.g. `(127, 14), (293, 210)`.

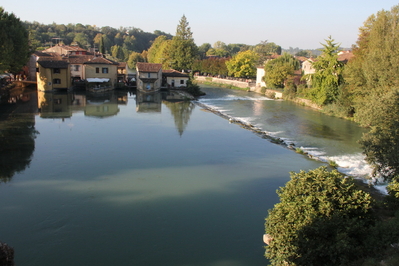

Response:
(163, 101), (195, 136)
(0, 89), (38, 182)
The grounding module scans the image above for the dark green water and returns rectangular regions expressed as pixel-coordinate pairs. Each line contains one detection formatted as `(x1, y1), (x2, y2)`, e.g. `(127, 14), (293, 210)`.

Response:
(0, 87), (347, 265)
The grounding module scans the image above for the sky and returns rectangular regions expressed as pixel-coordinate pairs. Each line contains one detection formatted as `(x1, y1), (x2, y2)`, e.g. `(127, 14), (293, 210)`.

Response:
(2, 0), (399, 49)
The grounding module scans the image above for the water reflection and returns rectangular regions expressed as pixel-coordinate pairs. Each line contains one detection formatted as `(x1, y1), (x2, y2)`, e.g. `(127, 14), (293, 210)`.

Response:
(0, 87), (38, 182)
(163, 91), (195, 136)
(135, 91), (162, 113)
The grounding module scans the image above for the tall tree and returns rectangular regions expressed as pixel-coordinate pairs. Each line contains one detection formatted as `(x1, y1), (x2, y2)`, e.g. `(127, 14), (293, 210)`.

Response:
(0, 7), (30, 74)
(225, 50), (259, 78)
(169, 15), (198, 71)
(308, 36), (344, 105)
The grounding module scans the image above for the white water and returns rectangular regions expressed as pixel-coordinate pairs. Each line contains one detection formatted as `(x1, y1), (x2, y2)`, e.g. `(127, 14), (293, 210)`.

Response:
(197, 86), (386, 192)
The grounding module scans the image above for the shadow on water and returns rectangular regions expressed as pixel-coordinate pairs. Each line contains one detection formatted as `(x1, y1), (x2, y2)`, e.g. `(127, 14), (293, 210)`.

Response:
(0, 87), (38, 182)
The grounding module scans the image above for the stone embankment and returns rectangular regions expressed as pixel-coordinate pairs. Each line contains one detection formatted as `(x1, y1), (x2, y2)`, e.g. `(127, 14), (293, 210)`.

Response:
(195, 76), (256, 90)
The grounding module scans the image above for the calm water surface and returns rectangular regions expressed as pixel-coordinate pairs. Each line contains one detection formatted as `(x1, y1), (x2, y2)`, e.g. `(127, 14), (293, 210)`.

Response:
(0, 86), (362, 265)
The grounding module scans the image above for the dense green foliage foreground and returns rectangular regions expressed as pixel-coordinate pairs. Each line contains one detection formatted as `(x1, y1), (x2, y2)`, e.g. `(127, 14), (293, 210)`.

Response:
(265, 167), (399, 266)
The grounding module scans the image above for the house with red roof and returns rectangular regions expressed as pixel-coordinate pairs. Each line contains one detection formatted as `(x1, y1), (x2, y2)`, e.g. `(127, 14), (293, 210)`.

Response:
(136, 63), (162, 92)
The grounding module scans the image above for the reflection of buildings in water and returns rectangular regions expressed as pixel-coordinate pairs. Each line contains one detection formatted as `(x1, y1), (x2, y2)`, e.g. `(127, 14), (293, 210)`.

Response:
(37, 90), (128, 119)
(135, 91), (162, 113)
(84, 92), (120, 118)
(37, 91), (73, 119)
(253, 99), (264, 116)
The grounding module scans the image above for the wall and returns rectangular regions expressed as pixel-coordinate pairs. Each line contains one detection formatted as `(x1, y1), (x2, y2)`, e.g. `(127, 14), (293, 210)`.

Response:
(84, 64), (117, 87)
(195, 76), (255, 90)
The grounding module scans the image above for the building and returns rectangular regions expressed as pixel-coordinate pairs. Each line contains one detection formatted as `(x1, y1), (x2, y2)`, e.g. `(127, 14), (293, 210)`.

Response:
(36, 57), (71, 91)
(162, 69), (189, 88)
(136, 63), (162, 92)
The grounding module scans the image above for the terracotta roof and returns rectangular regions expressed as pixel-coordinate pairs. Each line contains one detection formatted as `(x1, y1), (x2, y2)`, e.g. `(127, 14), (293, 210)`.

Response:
(37, 60), (69, 69)
(295, 56), (309, 63)
(81, 56), (118, 65)
(338, 51), (354, 63)
(162, 69), (189, 78)
(118, 62), (127, 68)
(136, 63), (162, 72)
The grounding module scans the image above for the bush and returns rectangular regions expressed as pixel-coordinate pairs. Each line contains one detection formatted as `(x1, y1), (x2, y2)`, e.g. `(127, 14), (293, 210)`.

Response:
(265, 167), (375, 266)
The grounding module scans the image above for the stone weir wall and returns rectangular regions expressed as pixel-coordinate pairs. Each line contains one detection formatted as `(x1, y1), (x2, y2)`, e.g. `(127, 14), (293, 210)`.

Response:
(195, 76), (256, 91)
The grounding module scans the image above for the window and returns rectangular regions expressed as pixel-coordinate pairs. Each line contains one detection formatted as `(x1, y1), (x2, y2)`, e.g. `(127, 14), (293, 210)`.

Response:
(180, 80), (185, 85)
(147, 73), (151, 78)
(102, 68), (108, 74)
(96, 67), (100, 73)
(74, 65), (80, 71)
(53, 68), (60, 74)
(53, 78), (61, 84)
(36, 68), (39, 73)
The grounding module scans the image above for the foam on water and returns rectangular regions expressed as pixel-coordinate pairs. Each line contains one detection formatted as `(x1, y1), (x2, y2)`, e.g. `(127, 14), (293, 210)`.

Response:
(196, 97), (381, 188)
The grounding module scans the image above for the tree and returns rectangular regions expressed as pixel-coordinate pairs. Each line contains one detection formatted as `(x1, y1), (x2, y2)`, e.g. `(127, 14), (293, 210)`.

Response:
(265, 167), (375, 266)
(147, 35), (173, 68)
(169, 15), (198, 71)
(0, 7), (30, 74)
(359, 89), (399, 181)
(198, 43), (211, 59)
(308, 36), (344, 105)
(127, 51), (145, 69)
(225, 50), (259, 78)
(345, 4), (399, 126)
(263, 53), (300, 88)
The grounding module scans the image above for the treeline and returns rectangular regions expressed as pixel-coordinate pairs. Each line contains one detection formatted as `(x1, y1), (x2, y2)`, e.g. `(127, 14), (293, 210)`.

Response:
(24, 20), (173, 60)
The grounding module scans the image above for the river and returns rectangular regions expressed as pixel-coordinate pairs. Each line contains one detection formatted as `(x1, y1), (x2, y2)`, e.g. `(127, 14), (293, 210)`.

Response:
(0, 85), (371, 265)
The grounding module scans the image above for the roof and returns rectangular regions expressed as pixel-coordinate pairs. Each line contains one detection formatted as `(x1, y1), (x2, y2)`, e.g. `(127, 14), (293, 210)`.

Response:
(338, 51), (354, 63)
(162, 69), (189, 78)
(136, 63), (162, 72)
(37, 60), (69, 69)
(83, 56), (118, 65)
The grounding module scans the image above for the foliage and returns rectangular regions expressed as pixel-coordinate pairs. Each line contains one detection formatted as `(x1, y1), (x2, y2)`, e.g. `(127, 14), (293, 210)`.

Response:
(127, 51), (145, 69)
(225, 50), (259, 78)
(308, 36), (344, 106)
(185, 79), (204, 97)
(0, 7), (30, 74)
(263, 53), (300, 89)
(169, 15), (198, 71)
(147, 35), (173, 68)
(265, 167), (375, 266)
(359, 89), (399, 181)
(345, 5), (399, 126)
(192, 57), (229, 77)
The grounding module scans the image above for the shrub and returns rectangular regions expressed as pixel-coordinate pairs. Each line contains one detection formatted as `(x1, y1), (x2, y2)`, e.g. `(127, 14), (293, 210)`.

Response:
(265, 167), (375, 266)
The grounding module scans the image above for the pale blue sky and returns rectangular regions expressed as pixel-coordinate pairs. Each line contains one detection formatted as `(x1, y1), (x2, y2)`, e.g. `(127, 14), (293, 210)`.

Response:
(2, 0), (398, 49)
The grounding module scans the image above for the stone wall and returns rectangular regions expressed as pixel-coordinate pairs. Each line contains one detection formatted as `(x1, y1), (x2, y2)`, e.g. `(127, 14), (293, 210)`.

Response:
(195, 76), (256, 91)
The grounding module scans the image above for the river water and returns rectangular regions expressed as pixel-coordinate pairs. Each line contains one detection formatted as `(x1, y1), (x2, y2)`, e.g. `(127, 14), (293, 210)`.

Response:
(0, 85), (370, 265)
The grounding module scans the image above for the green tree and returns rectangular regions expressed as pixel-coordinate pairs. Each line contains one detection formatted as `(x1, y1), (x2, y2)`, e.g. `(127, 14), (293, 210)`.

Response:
(225, 50), (259, 78)
(345, 5), (399, 126)
(147, 35), (173, 68)
(169, 15), (198, 71)
(127, 51), (145, 69)
(73, 32), (89, 48)
(359, 89), (399, 181)
(0, 7), (30, 73)
(263, 53), (300, 88)
(265, 167), (375, 266)
(308, 36), (344, 105)
(198, 43), (211, 59)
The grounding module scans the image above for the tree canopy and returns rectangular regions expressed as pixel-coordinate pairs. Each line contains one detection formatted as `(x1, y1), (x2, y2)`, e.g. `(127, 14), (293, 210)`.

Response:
(0, 7), (30, 74)
(225, 50), (259, 78)
(265, 167), (375, 266)
(263, 53), (300, 89)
